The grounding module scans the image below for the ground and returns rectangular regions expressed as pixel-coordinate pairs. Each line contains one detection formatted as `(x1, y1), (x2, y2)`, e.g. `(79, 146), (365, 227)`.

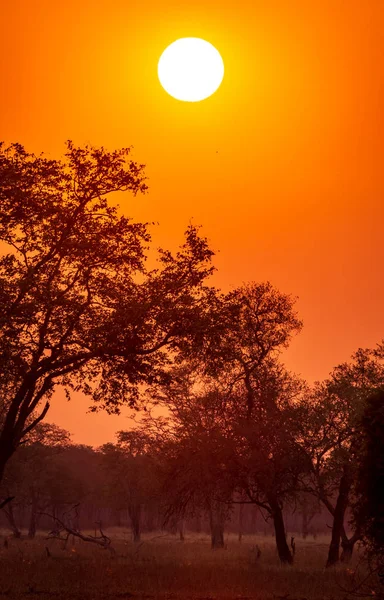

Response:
(0, 530), (359, 600)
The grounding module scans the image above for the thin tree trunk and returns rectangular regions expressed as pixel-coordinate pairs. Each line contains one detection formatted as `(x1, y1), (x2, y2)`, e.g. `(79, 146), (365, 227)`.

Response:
(238, 503), (244, 542)
(268, 496), (293, 564)
(209, 502), (226, 549)
(3, 503), (22, 538)
(115, 509), (122, 527)
(326, 465), (351, 567)
(179, 519), (185, 541)
(28, 494), (39, 539)
(211, 522), (225, 549)
(302, 500), (309, 539)
(195, 514), (201, 534)
(128, 503), (141, 543)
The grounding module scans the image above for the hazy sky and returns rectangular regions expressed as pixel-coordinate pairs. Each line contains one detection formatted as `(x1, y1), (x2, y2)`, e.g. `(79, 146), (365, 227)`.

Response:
(1, 0), (383, 445)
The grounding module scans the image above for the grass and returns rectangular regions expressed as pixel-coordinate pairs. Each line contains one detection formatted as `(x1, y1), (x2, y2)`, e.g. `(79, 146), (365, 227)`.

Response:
(0, 530), (359, 600)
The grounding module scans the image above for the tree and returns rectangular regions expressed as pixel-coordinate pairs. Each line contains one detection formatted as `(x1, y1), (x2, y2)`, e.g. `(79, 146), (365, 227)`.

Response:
(142, 283), (304, 560)
(200, 282), (304, 563)
(99, 431), (159, 543)
(299, 345), (384, 566)
(0, 422), (71, 537)
(0, 141), (217, 483)
(354, 390), (384, 557)
(143, 279), (307, 562)
(296, 492), (321, 539)
(140, 370), (237, 549)
(231, 363), (307, 564)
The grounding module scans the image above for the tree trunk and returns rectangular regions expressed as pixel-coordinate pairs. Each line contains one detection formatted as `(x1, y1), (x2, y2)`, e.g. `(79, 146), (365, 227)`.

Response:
(238, 503), (244, 542)
(268, 496), (293, 564)
(340, 529), (360, 563)
(340, 539), (354, 562)
(28, 495), (39, 539)
(209, 503), (226, 549)
(0, 438), (15, 487)
(251, 506), (258, 534)
(195, 514), (201, 534)
(302, 500), (309, 539)
(326, 465), (351, 568)
(3, 503), (21, 538)
(128, 503), (141, 543)
(115, 509), (122, 528)
(211, 522), (225, 549)
(179, 519), (185, 541)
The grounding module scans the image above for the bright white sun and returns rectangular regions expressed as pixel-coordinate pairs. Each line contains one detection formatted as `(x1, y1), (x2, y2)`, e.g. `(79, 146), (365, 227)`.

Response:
(158, 38), (224, 102)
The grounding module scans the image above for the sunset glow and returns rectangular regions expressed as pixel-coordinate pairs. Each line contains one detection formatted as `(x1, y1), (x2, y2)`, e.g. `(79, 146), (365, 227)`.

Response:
(0, 0), (383, 447)
(0, 0), (383, 591)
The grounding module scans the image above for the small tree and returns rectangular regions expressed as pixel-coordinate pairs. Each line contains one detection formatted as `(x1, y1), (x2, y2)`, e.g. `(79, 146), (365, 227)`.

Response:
(0, 422), (71, 537)
(99, 431), (159, 543)
(141, 373), (236, 549)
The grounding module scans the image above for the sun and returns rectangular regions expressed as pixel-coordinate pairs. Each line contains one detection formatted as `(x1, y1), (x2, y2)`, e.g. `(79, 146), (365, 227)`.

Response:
(158, 38), (224, 102)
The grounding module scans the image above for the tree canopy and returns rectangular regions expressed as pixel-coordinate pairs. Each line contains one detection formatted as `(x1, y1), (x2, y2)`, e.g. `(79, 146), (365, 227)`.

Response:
(0, 141), (217, 480)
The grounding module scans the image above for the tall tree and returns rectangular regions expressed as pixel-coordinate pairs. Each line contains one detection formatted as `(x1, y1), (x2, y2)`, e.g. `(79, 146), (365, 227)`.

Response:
(299, 345), (384, 566)
(0, 141), (216, 483)
(203, 282), (304, 563)
(144, 279), (305, 561)
(231, 363), (307, 564)
(354, 390), (384, 558)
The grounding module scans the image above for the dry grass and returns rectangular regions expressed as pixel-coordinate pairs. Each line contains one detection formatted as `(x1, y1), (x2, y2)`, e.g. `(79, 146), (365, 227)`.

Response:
(0, 529), (359, 600)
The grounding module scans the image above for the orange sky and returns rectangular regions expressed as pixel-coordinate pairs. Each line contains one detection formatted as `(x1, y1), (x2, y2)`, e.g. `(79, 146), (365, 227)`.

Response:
(1, 0), (383, 446)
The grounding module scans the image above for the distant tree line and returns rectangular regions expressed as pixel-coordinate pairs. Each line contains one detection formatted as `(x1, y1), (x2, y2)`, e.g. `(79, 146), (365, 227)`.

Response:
(0, 423), (322, 541)
(0, 142), (383, 573)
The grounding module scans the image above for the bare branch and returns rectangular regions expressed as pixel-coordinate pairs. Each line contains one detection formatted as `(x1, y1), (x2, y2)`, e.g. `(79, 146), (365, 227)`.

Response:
(41, 507), (116, 555)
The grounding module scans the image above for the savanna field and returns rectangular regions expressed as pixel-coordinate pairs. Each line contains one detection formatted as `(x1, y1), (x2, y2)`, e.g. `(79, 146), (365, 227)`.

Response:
(0, 531), (360, 600)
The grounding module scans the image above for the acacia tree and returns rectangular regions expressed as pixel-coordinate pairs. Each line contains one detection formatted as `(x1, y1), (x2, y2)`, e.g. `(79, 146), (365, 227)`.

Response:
(158, 384), (237, 549)
(299, 345), (384, 567)
(0, 141), (217, 483)
(0, 422), (71, 537)
(99, 430), (159, 543)
(143, 283), (304, 560)
(203, 282), (303, 563)
(230, 362), (307, 564)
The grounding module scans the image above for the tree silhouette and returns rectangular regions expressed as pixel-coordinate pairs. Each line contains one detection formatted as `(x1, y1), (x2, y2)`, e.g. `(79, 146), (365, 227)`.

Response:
(0, 141), (216, 483)
(142, 280), (305, 562)
(99, 430), (159, 543)
(202, 282), (303, 563)
(354, 390), (384, 557)
(298, 345), (384, 566)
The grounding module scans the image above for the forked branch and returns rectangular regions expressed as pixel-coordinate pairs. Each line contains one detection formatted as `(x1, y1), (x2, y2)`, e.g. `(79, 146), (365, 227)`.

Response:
(41, 506), (116, 555)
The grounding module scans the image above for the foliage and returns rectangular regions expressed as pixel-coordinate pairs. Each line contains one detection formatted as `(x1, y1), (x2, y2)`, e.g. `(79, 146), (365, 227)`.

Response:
(0, 141), (217, 479)
(98, 431), (161, 541)
(139, 279), (306, 560)
(297, 345), (384, 565)
(354, 390), (384, 556)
